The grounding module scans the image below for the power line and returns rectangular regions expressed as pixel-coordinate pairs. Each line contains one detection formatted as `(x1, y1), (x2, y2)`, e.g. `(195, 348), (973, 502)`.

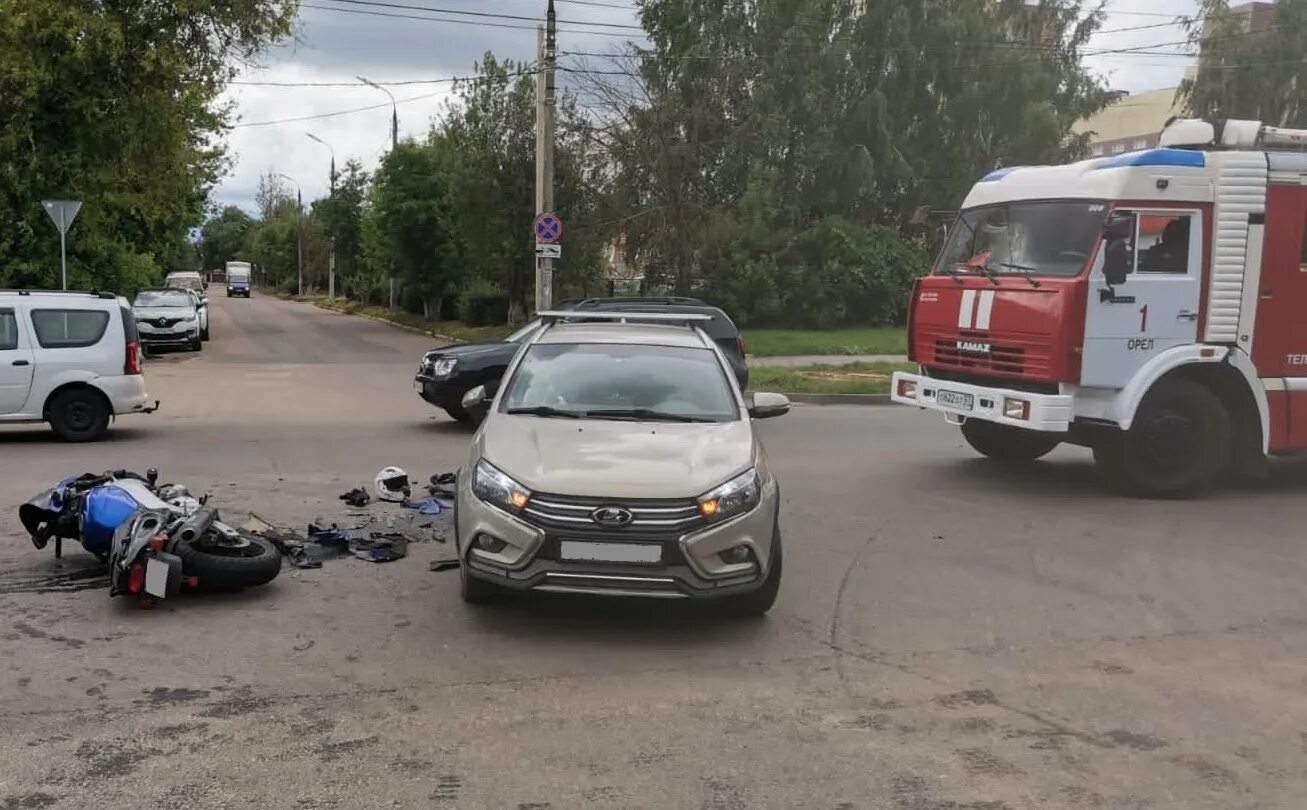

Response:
(232, 69), (536, 87)
(317, 0), (644, 30)
(302, 2), (639, 37)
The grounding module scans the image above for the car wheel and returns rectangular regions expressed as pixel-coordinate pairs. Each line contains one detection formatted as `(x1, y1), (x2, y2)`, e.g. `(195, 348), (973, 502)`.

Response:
(48, 388), (111, 443)
(201, 327), (210, 342)
(960, 419), (1061, 462)
(721, 531), (782, 617)
(191, 337), (203, 352)
(444, 404), (472, 424)
(1093, 379), (1232, 499)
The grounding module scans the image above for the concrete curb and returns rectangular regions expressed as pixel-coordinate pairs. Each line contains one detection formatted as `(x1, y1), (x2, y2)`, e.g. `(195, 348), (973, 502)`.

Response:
(765, 393), (894, 407)
(308, 301), (458, 344)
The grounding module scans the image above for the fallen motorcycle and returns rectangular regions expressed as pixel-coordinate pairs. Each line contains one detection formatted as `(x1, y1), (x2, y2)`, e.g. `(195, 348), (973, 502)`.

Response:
(19, 469), (281, 603)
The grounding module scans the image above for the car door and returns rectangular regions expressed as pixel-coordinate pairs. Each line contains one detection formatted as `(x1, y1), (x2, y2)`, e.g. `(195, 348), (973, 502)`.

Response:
(1080, 209), (1204, 388)
(0, 306), (35, 414)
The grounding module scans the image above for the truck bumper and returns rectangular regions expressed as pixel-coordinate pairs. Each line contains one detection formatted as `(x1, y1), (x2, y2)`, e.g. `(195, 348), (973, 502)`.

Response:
(890, 371), (1074, 433)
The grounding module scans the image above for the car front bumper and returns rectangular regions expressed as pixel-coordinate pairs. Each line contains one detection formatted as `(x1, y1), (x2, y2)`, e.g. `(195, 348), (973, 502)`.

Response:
(891, 371), (1074, 433)
(414, 374), (462, 408)
(138, 324), (199, 346)
(455, 471), (780, 600)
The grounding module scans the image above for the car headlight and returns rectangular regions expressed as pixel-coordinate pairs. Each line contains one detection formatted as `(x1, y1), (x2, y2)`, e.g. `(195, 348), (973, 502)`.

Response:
(182, 313), (196, 322)
(472, 460), (531, 513)
(429, 357), (457, 377)
(697, 469), (761, 520)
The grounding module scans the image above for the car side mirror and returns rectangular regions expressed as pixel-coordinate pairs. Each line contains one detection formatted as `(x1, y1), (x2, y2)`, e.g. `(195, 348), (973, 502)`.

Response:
(1102, 244), (1130, 287)
(748, 392), (790, 419)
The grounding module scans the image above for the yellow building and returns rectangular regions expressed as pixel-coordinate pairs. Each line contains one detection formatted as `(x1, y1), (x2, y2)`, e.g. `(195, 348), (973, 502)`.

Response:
(1074, 85), (1185, 157)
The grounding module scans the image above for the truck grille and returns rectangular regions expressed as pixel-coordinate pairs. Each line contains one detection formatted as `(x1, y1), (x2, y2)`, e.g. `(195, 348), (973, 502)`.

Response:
(920, 329), (1052, 379)
(522, 493), (704, 538)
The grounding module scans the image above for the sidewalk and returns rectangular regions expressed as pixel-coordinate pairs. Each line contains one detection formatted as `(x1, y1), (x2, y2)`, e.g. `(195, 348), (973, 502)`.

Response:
(747, 354), (910, 368)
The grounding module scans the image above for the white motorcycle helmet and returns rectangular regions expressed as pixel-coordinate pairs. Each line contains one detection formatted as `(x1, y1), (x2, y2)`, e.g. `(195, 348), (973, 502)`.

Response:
(375, 466), (410, 503)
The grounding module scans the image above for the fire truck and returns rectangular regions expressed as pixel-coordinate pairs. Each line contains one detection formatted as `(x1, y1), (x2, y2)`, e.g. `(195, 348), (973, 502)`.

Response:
(891, 118), (1307, 497)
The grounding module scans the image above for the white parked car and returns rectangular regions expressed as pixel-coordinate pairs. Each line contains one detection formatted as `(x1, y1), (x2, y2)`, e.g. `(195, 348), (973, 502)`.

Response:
(0, 290), (158, 441)
(133, 289), (203, 353)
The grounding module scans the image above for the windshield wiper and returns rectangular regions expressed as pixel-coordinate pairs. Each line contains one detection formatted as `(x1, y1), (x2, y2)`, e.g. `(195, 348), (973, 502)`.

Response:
(991, 261), (1042, 288)
(939, 266), (966, 284)
(583, 408), (714, 423)
(506, 406), (580, 419)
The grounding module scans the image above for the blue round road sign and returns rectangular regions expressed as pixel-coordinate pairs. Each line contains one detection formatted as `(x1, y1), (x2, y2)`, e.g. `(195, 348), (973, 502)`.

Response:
(533, 213), (563, 244)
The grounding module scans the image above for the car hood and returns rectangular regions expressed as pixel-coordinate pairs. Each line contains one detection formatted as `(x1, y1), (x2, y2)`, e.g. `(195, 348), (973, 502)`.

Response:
(480, 415), (755, 499)
(426, 341), (512, 361)
(134, 306), (194, 318)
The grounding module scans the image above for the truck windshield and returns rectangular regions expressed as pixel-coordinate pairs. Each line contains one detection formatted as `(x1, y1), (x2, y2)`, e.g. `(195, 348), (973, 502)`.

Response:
(937, 201), (1107, 278)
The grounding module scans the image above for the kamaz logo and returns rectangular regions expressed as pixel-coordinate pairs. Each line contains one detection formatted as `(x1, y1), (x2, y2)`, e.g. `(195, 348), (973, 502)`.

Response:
(955, 340), (991, 355)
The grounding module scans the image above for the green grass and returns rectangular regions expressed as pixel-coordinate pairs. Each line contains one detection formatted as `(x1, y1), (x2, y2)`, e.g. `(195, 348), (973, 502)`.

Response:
(748, 362), (916, 395)
(309, 297), (516, 343)
(742, 327), (907, 357)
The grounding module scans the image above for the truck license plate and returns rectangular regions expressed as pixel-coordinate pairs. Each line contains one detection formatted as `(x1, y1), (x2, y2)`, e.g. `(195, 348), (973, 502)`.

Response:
(936, 390), (975, 411)
(560, 540), (662, 565)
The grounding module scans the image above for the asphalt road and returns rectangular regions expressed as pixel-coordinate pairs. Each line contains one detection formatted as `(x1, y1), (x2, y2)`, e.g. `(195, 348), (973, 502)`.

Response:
(2, 294), (1306, 809)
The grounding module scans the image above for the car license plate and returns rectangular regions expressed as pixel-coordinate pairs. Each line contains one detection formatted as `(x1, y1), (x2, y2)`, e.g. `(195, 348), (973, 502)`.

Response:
(936, 389), (975, 411)
(560, 540), (662, 565)
(144, 558), (170, 598)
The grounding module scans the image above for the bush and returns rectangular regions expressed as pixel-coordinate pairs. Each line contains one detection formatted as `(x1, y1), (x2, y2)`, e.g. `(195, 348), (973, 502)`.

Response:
(457, 280), (509, 326)
(701, 217), (929, 328)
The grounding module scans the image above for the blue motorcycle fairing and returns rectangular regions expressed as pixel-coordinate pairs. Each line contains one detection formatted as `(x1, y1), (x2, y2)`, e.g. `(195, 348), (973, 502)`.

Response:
(82, 485), (146, 556)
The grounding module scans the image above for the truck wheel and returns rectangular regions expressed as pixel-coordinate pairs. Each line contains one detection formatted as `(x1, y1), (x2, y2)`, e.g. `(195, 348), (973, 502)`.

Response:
(174, 535), (282, 590)
(961, 419), (1061, 462)
(48, 388), (111, 442)
(1093, 379), (1232, 499)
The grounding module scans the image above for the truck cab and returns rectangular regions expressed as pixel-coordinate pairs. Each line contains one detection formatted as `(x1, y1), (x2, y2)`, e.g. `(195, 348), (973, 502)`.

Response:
(893, 118), (1307, 497)
(225, 262), (252, 298)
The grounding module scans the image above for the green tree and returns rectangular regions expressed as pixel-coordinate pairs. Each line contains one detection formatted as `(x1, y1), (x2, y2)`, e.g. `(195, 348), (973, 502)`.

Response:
(200, 206), (255, 271)
(311, 160), (369, 298)
(364, 142), (461, 315)
(1180, 0), (1307, 127)
(0, 1), (295, 292)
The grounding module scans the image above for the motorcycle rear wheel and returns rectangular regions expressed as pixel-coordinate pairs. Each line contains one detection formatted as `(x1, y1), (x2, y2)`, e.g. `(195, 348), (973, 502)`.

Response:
(175, 534), (282, 590)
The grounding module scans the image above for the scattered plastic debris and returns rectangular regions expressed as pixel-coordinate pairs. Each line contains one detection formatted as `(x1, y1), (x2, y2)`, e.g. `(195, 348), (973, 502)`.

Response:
(339, 487), (371, 508)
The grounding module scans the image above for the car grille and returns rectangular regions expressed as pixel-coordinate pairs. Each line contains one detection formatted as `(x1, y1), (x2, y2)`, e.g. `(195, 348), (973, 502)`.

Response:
(522, 493), (705, 538)
(918, 328), (1052, 379)
(141, 317), (181, 328)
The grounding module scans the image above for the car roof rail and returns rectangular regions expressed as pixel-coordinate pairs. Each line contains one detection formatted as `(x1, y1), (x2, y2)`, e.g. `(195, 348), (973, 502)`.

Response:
(0, 289), (117, 300)
(570, 296), (707, 308)
(538, 310), (714, 326)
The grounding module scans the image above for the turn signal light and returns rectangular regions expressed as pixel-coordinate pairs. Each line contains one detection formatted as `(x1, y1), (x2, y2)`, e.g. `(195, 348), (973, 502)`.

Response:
(1003, 398), (1031, 421)
(699, 499), (720, 518)
(509, 491), (529, 509)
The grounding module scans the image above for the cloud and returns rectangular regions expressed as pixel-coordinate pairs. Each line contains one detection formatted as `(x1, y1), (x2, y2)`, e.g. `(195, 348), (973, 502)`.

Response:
(213, 1), (1201, 215)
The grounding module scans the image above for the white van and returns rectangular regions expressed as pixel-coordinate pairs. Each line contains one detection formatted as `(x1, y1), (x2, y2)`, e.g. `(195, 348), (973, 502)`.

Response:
(225, 262), (251, 298)
(0, 290), (158, 441)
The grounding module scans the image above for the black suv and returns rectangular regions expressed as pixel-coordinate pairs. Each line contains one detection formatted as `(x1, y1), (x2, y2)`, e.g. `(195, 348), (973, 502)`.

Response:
(415, 297), (749, 424)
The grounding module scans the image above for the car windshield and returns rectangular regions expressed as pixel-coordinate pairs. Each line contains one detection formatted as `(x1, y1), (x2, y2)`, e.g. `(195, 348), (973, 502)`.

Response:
(135, 290), (192, 307)
(167, 276), (203, 291)
(500, 343), (739, 422)
(937, 201), (1108, 278)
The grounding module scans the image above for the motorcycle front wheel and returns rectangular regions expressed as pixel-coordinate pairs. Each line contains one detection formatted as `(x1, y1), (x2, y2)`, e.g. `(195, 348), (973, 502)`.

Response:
(175, 534), (282, 590)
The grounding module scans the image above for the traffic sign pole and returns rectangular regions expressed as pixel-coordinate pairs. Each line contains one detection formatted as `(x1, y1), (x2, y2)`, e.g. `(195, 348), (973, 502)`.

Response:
(42, 200), (82, 291)
(59, 209), (67, 290)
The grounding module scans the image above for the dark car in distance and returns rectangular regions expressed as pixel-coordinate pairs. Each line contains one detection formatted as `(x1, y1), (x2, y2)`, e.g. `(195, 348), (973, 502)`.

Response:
(415, 297), (750, 424)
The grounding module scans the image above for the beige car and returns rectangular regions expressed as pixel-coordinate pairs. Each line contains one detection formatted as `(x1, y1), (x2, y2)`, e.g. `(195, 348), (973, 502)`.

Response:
(455, 312), (790, 615)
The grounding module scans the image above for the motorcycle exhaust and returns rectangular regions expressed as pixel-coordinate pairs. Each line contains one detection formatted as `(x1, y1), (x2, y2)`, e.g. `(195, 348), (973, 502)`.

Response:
(175, 507), (218, 544)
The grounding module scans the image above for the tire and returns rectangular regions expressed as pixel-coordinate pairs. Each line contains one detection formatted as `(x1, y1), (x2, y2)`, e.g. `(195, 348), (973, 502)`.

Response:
(174, 535), (282, 590)
(444, 405), (471, 424)
(201, 326), (210, 342)
(460, 563), (501, 604)
(191, 337), (203, 352)
(720, 532), (782, 617)
(1092, 379), (1232, 499)
(960, 419), (1061, 462)
(47, 387), (111, 443)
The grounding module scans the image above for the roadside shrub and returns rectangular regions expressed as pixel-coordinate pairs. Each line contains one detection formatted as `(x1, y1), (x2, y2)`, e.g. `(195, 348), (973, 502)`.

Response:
(457, 279), (509, 326)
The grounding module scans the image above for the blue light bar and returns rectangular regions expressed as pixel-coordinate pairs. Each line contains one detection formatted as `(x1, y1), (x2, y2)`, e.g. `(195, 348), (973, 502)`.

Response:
(1092, 148), (1206, 170)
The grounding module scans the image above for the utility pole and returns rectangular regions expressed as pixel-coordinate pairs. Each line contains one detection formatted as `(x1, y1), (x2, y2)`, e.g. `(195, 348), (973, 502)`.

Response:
(534, 0), (557, 313)
(296, 188), (304, 297)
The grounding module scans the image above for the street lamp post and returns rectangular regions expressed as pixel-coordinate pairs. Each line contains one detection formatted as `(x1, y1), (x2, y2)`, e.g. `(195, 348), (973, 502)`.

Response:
(276, 173), (304, 297)
(306, 132), (337, 191)
(358, 76), (399, 307)
(357, 76), (398, 150)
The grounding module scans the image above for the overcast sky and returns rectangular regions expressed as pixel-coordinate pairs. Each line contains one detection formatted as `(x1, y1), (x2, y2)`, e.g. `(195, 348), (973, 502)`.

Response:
(214, 0), (1202, 215)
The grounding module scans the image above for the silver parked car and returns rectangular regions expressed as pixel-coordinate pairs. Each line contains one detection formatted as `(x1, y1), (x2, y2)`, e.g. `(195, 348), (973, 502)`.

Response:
(132, 289), (202, 353)
(455, 311), (790, 615)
